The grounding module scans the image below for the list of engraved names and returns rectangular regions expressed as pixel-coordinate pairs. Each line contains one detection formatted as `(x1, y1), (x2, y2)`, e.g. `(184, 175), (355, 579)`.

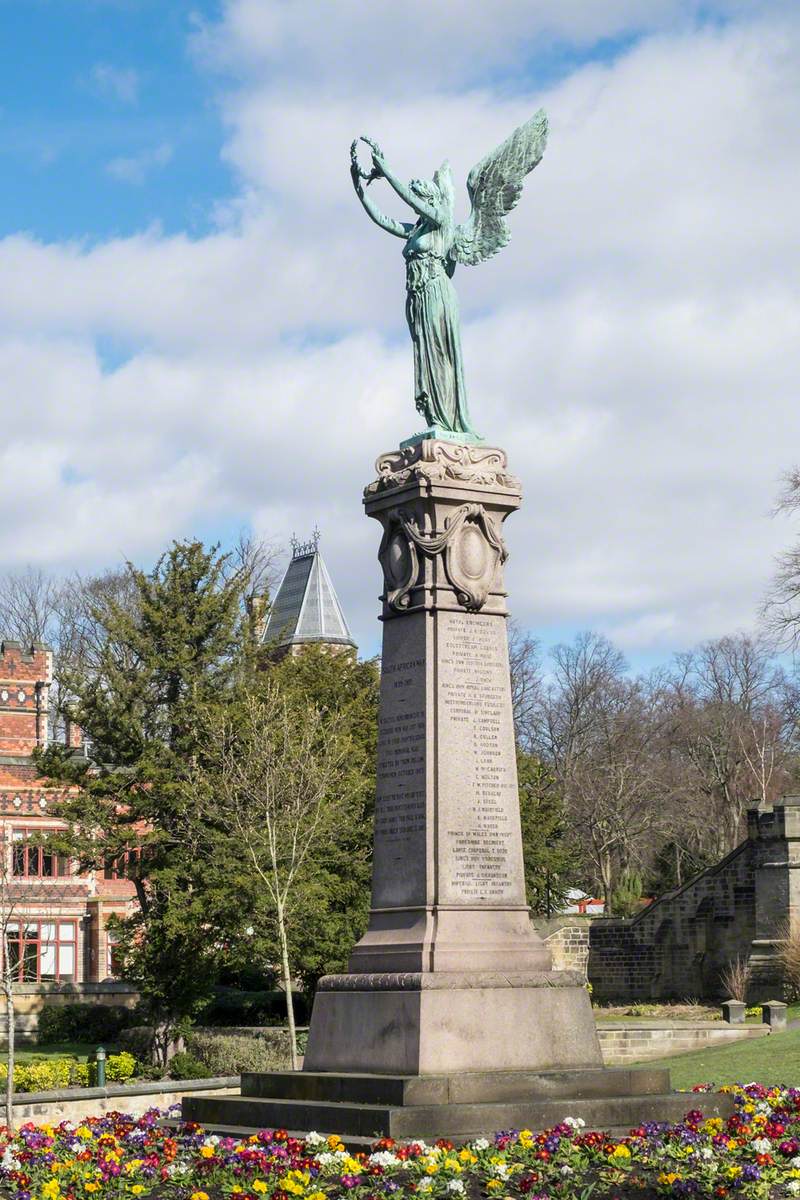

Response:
(439, 612), (518, 903)
(374, 653), (426, 855)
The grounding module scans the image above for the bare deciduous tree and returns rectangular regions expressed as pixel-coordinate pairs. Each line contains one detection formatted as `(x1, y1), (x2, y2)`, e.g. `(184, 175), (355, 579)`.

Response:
(195, 689), (351, 1069)
(663, 634), (795, 860)
(763, 469), (800, 649)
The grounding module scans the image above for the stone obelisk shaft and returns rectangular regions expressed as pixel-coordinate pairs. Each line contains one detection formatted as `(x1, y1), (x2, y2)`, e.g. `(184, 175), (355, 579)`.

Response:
(348, 441), (549, 972)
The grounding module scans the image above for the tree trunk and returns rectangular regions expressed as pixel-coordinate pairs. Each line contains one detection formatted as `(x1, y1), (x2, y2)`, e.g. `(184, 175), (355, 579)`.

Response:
(276, 901), (298, 1071)
(3, 979), (14, 1134)
(599, 848), (614, 915)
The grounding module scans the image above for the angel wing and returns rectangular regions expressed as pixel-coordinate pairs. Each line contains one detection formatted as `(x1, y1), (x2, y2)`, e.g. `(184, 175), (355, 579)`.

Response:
(451, 109), (548, 267)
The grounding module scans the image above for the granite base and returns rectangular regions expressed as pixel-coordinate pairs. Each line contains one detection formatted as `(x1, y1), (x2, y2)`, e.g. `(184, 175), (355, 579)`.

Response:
(302, 970), (601, 1076)
(181, 1066), (735, 1141)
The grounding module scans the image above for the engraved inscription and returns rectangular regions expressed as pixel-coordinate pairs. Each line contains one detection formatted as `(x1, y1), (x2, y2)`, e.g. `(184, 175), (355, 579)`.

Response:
(438, 611), (522, 904)
(370, 616), (429, 909)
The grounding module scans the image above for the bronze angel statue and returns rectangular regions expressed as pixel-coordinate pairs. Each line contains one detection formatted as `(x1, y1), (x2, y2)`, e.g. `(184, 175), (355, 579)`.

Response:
(350, 110), (548, 440)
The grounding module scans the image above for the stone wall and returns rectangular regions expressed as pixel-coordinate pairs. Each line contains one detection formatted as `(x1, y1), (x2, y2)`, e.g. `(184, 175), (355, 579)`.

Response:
(5, 1077), (238, 1124)
(597, 1022), (768, 1065)
(0, 982), (139, 1046)
(588, 797), (800, 1002)
(534, 917), (591, 975)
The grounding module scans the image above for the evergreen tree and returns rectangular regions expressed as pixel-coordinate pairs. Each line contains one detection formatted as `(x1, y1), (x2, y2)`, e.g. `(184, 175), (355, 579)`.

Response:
(517, 750), (580, 916)
(36, 541), (256, 1057)
(609, 867), (644, 917)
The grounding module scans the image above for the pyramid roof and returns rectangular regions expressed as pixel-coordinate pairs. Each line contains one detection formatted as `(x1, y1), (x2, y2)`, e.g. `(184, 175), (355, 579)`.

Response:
(261, 535), (355, 650)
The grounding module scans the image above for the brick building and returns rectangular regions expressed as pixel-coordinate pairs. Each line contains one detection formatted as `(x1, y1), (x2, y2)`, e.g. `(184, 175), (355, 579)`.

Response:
(0, 639), (138, 992)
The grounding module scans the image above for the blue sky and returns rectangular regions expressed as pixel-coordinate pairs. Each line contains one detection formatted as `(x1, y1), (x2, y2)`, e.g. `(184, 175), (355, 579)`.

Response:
(0, 0), (798, 666)
(0, 1), (231, 240)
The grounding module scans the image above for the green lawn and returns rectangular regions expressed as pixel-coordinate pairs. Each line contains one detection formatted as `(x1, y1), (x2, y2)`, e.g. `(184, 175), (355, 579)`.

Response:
(635, 1025), (800, 1089)
(9, 1043), (117, 1064)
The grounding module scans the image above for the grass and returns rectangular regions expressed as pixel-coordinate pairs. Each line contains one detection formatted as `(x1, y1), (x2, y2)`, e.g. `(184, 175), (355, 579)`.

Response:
(9, 1043), (118, 1064)
(634, 1024), (800, 1088)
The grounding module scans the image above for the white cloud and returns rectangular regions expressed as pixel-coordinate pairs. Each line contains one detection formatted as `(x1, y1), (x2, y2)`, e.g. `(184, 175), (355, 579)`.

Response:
(1, 1), (800, 661)
(106, 142), (173, 185)
(88, 63), (140, 105)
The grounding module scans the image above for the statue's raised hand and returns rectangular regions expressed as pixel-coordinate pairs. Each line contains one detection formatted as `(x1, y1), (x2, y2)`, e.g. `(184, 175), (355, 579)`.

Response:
(351, 136), (385, 186)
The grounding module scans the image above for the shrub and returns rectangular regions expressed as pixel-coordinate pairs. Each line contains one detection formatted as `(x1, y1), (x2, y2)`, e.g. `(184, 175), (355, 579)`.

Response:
(37, 1003), (136, 1046)
(720, 955), (752, 1002)
(778, 920), (800, 1000)
(0, 1053), (137, 1093)
(185, 1031), (292, 1075)
(118, 1026), (156, 1064)
(168, 1052), (213, 1080)
(201, 988), (311, 1027)
(105, 1051), (136, 1083)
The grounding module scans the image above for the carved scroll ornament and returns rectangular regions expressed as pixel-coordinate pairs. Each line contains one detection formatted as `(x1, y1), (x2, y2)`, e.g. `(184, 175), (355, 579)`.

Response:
(379, 502), (507, 613)
(366, 440), (521, 496)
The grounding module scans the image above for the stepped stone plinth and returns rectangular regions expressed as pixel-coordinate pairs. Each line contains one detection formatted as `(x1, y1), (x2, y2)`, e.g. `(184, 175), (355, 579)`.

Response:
(183, 440), (731, 1138)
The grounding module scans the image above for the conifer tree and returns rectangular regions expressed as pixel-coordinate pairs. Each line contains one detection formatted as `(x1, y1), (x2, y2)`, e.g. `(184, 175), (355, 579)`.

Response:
(517, 750), (580, 917)
(36, 540), (256, 1058)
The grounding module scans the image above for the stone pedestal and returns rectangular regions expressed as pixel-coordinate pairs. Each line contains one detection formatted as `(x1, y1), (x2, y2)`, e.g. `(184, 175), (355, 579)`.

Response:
(303, 439), (598, 1076)
(181, 440), (713, 1137)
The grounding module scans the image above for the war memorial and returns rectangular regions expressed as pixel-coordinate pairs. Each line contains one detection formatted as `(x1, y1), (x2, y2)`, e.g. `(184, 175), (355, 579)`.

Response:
(183, 112), (733, 1140)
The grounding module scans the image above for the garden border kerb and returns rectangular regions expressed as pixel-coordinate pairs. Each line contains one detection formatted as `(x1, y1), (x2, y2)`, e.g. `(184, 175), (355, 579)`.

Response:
(5, 1076), (239, 1123)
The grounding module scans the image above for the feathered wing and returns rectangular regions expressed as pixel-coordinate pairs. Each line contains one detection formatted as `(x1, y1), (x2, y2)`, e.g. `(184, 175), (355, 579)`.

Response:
(451, 109), (548, 267)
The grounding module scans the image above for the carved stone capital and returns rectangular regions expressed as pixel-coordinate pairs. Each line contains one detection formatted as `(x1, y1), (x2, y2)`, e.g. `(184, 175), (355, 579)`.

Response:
(378, 502), (507, 613)
(365, 439), (521, 497)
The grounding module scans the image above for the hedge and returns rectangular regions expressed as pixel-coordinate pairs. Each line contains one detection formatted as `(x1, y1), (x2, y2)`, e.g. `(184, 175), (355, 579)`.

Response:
(37, 1003), (138, 1046)
(0, 1052), (136, 1093)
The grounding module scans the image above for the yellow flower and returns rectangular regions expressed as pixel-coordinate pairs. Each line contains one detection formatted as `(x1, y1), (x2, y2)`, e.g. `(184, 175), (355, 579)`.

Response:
(327, 1136), (344, 1151)
(658, 1173), (681, 1185)
(130, 1188), (145, 1195)
(727, 1166), (742, 1178)
(458, 1150), (477, 1165)
(611, 1145), (631, 1158)
(199, 1146), (215, 1159)
(425, 1164), (440, 1175)
(443, 1159), (462, 1173)
(342, 1158), (361, 1174)
(190, 1193), (210, 1200)
(42, 1181), (61, 1200)
(84, 1186), (100, 1195)
(308, 1193), (326, 1200)
(486, 1182), (502, 1191)
(252, 1183), (268, 1195)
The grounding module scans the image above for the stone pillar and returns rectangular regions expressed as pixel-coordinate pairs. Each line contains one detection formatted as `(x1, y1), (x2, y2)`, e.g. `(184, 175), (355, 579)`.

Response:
(721, 999), (745, 1024)
(762, 1000), (787, 1030)
(748, 797), (800, 1000)
(304, 441), (601, 1075)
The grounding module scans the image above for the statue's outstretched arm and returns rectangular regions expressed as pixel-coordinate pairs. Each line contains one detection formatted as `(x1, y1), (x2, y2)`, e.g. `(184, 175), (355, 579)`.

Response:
(376, 156), (438, 225)
(351, 165), (411, 238)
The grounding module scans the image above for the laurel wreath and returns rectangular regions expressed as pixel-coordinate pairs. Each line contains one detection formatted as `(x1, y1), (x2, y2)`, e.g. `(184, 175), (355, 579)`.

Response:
(350, 136), (384, 185)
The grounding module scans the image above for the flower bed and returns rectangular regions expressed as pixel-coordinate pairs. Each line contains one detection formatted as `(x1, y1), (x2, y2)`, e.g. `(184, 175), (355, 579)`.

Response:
(3, 1085), (800, 1198)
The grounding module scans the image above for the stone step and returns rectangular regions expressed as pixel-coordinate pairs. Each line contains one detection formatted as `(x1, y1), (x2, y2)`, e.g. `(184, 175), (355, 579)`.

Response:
(241, 1067), (671, 1106)
(183, 1089), (733, 1142)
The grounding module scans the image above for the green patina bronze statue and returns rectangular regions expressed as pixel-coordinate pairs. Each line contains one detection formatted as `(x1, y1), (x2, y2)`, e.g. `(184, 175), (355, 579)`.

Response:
(350, 110), (548, 442)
